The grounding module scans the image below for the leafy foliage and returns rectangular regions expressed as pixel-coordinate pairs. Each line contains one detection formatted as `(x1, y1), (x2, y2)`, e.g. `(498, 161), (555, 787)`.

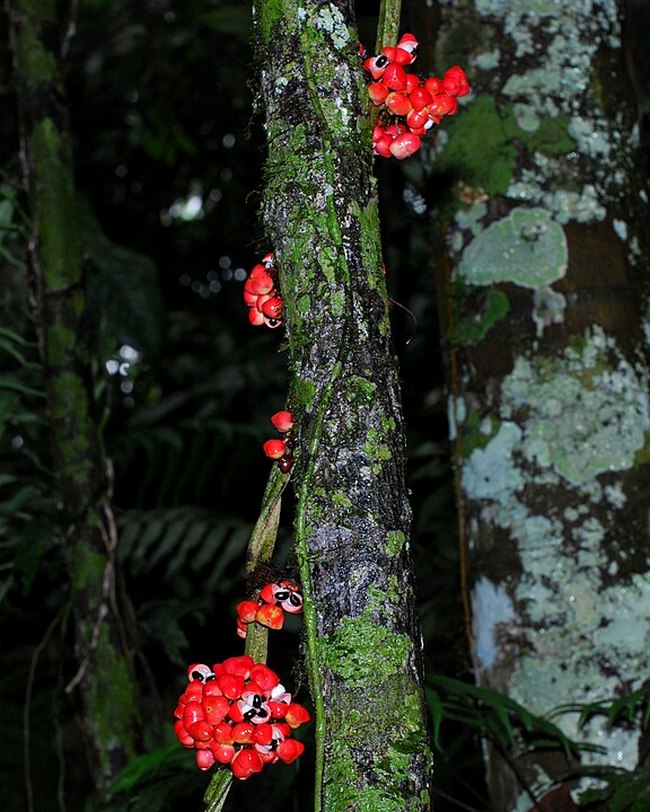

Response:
(427, 676), (603, 762)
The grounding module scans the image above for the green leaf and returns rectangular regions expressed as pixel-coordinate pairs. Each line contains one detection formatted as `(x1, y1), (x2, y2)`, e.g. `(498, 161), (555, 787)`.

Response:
(107, 744), (182, 795)
(611, 770), (650, 812)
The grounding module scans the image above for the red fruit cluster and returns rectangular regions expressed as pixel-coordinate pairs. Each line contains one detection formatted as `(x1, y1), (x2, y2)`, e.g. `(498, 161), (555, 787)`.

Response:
(243, 252), (283, 329)
(362, 33), (470, 159)
(174, 657), (310, 779)
(236, 580), (303, 638)
(262, 409), (294, 473)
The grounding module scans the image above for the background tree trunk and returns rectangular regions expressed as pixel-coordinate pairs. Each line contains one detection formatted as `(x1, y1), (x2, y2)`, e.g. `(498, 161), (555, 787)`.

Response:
(255, 1), (433, 809)
(7, 0), (141, 795)
(434, 0), (650, 808)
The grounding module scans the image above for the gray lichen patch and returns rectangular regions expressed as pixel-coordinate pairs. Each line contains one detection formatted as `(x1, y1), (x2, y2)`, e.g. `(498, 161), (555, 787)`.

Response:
(461, 325), (650, 771)
(457, 207), (567, 288)
(500, 328), (649, 485)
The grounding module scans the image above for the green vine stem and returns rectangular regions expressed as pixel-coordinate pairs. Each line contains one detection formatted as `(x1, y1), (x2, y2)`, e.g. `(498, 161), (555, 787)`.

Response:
(244, 465), (287, 664)
(203, 466), (287, 810)
(294, 364), (342, 812)
(375, 0), (402, 53)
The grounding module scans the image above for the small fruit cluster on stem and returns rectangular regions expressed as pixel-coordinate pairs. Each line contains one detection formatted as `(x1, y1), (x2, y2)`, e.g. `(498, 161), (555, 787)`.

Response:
(262, 410), (294, 473)
(362, 33), (470, 159)
(174, 657), (310, 778)
(236, 580), (303, 638)
(243, 252), (283, 328)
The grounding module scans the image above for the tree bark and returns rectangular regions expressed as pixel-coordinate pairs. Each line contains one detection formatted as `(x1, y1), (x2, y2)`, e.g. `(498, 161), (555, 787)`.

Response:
(6, 0), (141, 795)
(255, 1), (433, 809)
(434, 0), (650, 808)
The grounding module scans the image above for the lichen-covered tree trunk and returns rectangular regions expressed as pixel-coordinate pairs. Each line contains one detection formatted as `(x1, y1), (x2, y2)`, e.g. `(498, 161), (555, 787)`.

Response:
(7, 0), (141, 794)
(434, 0), (650, 809)
(254, 2), (432, 810)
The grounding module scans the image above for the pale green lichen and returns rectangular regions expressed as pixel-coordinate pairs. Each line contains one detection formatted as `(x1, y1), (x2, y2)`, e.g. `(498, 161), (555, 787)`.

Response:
(461, 325), (650, 778)
(315, 5), (350, 50)
(532, 286), (566, 338)
(500, 332), (649, 485)
(507, 178), (607, 224)
(457, 207), (567, 289)
(473, 48), (501, 70)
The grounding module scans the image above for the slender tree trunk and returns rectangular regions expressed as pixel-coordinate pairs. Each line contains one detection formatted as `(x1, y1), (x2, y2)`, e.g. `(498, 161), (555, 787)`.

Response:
(434, 0), (650, 808)
(7, 0), (141, 795)
(255, 2), (433, 809)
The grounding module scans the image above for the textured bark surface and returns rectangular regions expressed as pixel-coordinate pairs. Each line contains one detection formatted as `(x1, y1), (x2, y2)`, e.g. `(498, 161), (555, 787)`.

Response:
(7, 0), (141, 793)
(434, 0), (650, 809)
(255, 1), (432, 810)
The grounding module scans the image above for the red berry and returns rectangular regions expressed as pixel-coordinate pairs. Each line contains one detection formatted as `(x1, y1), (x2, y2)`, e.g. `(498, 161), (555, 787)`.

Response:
(247, 265), (274, 295)
(363, 52), (390, 80)
(428, 93), (458, 120)
(188, 720), (213, 742)
(405, 73), (419, 95)
(213, 721), (234, 744)
(237, 599), (261, 623)
(424, 76), (444, 96)
(256, 603), (284, 630)
(367, 81), (388, 105)
(174, 719), (194, 747)
(270, 410), (293, 433)
(385, 91), (412, 116)
(253, 723), (274, 745)
(389, 132), (421, 160)
(263, 438), (287, 459)
(383, 63), (407, 91)
(211, 742), (235, 764)
(217, 673), (245, 699)
(203, 695), (230, 724)
(231, 747), (264, 780)
(217, 655), (254, 677)
(285, 702), (311, 728)
(232, 722), (256, 744)
(277, 738), (305, 764)
(408, 85), (433, 111)
(261, 296), (283, 319)
(195, 749), (216, 771)
(397, 33), (418, 59)
(248, 307), (265, 326)
(183, 702), (205, 727)
(443, 65), (470, 97)
(406, 108), (430, 132)
(250, 663), (280, 691)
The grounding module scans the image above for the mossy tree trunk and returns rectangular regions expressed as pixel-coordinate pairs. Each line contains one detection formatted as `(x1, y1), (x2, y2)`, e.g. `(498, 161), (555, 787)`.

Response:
(7, 0), (141, 795)
(433, 0), (650, 809)
(254, 1), (432, 810)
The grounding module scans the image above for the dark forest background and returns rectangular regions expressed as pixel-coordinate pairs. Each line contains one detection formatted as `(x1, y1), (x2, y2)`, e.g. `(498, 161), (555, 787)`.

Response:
(1, 1), (649, 810)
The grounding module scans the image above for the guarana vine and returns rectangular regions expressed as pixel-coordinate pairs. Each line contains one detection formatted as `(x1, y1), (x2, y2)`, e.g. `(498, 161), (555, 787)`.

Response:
(173, 9), (470, 811)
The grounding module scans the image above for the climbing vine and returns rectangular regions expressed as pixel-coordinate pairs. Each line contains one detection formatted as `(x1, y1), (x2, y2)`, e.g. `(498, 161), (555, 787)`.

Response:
(172, 6), (470, 810)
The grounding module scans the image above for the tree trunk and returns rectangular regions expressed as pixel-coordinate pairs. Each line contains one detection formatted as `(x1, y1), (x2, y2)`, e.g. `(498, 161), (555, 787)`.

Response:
(434, 0), (650, 808)
(255, 2), (433, 809)
(6, 0), (141, 795)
